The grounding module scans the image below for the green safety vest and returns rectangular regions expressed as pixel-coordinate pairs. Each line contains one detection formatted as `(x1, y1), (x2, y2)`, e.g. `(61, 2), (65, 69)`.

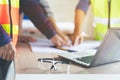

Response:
(90, 0), (120, 40)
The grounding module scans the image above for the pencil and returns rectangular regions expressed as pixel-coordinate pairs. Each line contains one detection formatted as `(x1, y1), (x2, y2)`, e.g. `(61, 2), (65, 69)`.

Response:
(51, 46), (76, 52)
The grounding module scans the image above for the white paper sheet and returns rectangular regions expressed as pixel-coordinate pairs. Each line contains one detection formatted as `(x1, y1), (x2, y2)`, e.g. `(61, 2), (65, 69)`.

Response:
(29, 38), (100, 54)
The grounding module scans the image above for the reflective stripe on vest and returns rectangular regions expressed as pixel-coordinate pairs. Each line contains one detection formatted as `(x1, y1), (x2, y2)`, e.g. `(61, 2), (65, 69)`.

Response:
(0, 0), (19, 46)
(94, 17), (120, 26)
(2, 24), (18, 34)
(0, 0), (19, 8)
(90, 0), (120, 40)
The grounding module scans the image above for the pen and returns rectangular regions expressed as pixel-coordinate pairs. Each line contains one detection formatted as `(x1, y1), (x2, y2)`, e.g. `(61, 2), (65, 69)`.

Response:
(50, 46), (76, 52)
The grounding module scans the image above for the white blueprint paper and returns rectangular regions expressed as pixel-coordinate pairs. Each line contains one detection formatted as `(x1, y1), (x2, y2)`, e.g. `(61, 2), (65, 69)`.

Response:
(29, 38), (100, 54)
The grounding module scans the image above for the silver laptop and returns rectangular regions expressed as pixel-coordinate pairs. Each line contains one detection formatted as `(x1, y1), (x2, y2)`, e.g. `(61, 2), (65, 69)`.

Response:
(58, 28), (120, 67)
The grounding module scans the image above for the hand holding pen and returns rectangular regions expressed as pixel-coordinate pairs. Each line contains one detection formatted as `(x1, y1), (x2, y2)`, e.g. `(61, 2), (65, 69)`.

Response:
(50, 34), (71, 47)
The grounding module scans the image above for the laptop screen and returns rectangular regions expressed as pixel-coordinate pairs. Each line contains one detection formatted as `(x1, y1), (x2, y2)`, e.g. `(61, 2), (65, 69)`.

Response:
(91, 28), (120, 67)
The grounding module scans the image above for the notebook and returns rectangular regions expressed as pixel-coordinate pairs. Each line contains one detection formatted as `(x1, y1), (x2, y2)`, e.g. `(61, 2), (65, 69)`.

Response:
(58, 28), (120, 67)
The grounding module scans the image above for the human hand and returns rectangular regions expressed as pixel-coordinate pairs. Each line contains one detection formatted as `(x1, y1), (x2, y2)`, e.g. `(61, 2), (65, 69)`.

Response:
(57, 30), (69, 42)
(0, 42), (16, 61)
(70, 33), (83, 46)
(50, 34), (71, 47)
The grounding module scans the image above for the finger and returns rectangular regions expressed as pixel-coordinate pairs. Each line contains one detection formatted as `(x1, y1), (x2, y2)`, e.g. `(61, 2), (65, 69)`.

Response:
(13, 52), (17, 59)
(63, 41), (71, 47)
(6, 51), (14, 61)
(78, 37), (83, 44)
(56, 41), (62, 47)
(53, 40), (62, 47)
(11, 47), (16, 60)
(8, 51), (14, 60)
(6, 49), (14, 61)
(70, 36), (75, 46)
(73, 37), (79, 46)
(58, 37), (71, 47)
(6, 53), (11, 61)
(7, 45), (16, 60)
(69, 36), (74, 45)
(0, 46), (6, 58)
(78, 39), (82, 45)
(2, 50), (8, 60)
(63, 36), (69, 42)
(10, 49), (16, 60)
(0, 52), (3, 59)
(0, 50), (3, 57)
(10, 53), (14, 60)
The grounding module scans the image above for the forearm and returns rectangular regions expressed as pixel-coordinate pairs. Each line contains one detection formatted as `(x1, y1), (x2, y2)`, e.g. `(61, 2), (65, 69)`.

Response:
(74, 0), (89, 35)
(48, 17), (58, 31)
(76, 0), (89, 13)
(39, 0), (57, 32)
(20, 0), (56, 39)
(74, 9), (85, 35)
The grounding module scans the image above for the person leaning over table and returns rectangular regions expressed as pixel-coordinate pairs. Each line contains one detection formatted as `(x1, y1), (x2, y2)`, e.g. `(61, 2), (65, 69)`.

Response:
(70, 0), (120, 45)
(0, 0), (70, 80)
(19, 0), (68, 43)
(20, 0), (70, 47)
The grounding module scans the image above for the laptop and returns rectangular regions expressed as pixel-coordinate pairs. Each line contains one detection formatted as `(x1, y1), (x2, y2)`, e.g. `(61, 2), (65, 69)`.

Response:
(58, 28), (120, 67)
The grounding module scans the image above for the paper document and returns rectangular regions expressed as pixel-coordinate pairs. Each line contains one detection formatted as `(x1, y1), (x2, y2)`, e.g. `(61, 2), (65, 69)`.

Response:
(29, 38), (100, 54)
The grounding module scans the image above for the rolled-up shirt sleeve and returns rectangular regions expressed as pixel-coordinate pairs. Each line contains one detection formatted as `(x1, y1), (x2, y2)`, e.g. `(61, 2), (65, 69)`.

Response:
(76, 0), (90, 13)
(39, 0), (53, 17)
(20, 0), (56, 39)
(0, 25), (10, 47)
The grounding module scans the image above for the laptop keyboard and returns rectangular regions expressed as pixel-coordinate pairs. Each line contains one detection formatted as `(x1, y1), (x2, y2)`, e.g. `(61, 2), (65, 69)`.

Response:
(75, 55), (94, 64)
